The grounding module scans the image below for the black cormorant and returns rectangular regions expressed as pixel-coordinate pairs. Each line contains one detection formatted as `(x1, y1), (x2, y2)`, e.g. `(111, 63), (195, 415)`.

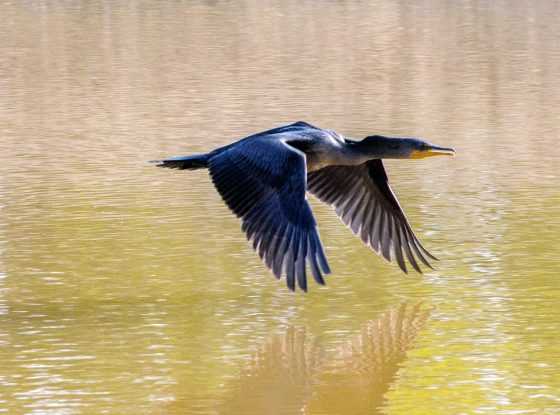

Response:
(154, 121), (455, 291)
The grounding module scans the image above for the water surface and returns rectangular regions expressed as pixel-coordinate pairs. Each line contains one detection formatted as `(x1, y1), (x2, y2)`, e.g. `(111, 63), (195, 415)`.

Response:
(1, 1), (560, 414)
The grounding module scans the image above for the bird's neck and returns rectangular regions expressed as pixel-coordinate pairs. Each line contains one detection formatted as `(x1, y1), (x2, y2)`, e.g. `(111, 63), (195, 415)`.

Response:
(342, 140), (382, 164)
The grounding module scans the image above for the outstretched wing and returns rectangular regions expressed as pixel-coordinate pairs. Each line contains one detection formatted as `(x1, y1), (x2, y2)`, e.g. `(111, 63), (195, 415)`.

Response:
(208, 138), (330, 291)
(307, 160), (436, 273)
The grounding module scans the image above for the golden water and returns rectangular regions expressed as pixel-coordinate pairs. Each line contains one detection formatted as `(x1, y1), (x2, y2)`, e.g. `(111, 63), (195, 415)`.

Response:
(1, 1), (560, 414)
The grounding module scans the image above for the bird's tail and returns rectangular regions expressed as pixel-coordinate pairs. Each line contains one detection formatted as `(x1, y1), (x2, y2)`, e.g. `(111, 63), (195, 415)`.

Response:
(151, 153), (210, 170)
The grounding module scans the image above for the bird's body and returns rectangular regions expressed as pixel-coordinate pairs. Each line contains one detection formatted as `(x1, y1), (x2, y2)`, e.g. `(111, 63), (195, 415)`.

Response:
(154, 121), (454, 291)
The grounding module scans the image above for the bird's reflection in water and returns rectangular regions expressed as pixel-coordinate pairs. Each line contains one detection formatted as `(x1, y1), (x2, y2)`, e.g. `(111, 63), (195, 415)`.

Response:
(307, 303), (431, 415)
(221, 303), (431, 415)
(222, 326), (323, 415)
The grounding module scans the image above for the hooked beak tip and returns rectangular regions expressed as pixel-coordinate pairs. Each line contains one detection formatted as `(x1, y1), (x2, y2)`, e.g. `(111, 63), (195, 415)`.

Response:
(442, 147), (455, 157)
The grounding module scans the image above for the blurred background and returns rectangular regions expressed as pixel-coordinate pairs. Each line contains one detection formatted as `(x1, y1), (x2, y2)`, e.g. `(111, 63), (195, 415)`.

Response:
(1, 1), (560, 414)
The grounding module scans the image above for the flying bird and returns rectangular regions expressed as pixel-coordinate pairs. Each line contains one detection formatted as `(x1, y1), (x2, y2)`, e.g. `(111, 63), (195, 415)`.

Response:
(153, 121), (454, 291)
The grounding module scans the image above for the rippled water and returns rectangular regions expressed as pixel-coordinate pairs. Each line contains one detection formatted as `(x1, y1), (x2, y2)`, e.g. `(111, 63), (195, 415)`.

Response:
(1, 1), (560, 414)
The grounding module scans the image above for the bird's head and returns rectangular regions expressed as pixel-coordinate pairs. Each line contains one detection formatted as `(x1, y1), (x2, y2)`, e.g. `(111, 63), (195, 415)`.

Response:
(357, 135), (455, 159)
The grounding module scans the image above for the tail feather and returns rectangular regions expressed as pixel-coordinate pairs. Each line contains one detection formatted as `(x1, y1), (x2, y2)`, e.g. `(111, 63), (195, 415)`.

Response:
(151, 153), (209, 170)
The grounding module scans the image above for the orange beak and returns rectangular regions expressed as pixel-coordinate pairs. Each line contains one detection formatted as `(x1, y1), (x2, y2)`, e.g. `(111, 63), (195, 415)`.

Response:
(410, 145), (455, 159)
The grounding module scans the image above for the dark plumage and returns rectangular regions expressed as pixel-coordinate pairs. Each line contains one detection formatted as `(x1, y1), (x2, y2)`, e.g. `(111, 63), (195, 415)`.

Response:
(153, 121), (454, 291)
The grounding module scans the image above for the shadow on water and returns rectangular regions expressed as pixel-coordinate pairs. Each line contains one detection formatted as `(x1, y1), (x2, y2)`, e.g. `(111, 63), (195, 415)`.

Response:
(216, 303), (431, 415)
